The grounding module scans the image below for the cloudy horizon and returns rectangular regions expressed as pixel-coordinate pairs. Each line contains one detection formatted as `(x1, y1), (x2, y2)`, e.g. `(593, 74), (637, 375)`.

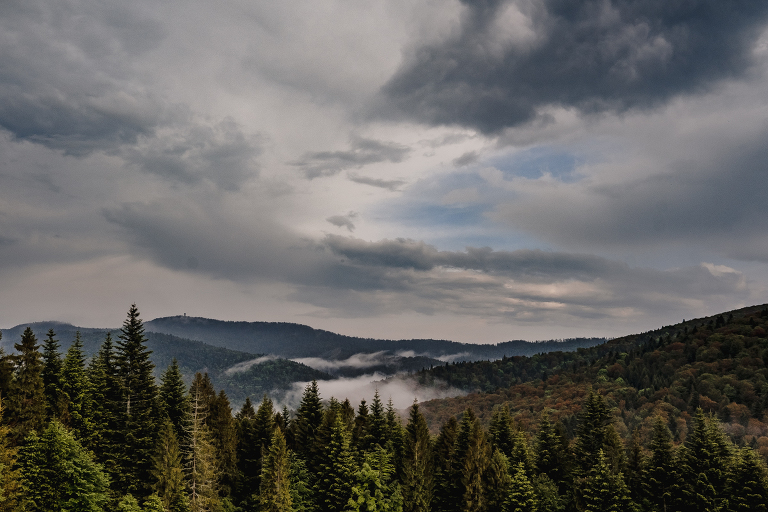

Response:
(2, 0), (768, 343)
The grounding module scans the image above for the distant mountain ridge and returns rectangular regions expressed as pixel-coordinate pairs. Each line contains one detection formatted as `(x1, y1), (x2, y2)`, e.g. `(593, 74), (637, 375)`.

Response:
(144, 315), (606, 361)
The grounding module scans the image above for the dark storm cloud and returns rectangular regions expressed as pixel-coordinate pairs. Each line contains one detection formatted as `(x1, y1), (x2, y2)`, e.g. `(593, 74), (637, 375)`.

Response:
(291, 137), (411, 179)
(383, 0), (768, 133)
(0, 0), (167, 155)
(347, 173), (407, 191)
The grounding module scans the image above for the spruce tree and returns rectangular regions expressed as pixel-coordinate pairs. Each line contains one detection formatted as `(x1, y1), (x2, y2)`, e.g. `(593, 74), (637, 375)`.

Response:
(347, 448), (403, 512)
(0, 399), (20, 512)
(461, 418), (491, 512)
(208, 390), (237, 498)
(0, 345), (13, 404)
(353, 399), (369, 450)
(88, 333), (122, 476)
(624, 428), (647, 509)
(61, 331), (94, 443)
(367, 390), (387, 450)
(41, 329), (65, 421)
(402, 401), (433, 512)
(573, 390), (611, 475)
(187, 378), (220, 512)
(8, 327), (45, 443)
(484, 449), (511, 512)
(488, 405), (514, 457)
(114, 304), (162, 497)
(292, 381), (324, 472)
(152, 420), (190, 512)
(534, 415), (571, 490)
(18, 420), (110, 512)
(314, 415), (356, 512)
(580, 450), (632, 512)
(727, 446), (768, 511)
(160, 359), (191, 446)
(259, 428), (293, 512)
(432, 416), (458, 512)
(503, 462), (537, 512)
(647, 416), (675, 512)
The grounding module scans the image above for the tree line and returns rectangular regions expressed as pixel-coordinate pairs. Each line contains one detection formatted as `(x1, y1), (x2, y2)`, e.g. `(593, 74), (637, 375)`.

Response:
(0, 305), (767, 511)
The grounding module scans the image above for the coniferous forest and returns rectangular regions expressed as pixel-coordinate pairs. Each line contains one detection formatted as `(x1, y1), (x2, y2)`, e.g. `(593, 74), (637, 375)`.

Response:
(1, 304), (768, 511)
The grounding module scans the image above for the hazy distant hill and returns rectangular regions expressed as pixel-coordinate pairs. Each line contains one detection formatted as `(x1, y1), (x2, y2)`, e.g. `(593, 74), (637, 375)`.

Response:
(144, 315), (605, 361)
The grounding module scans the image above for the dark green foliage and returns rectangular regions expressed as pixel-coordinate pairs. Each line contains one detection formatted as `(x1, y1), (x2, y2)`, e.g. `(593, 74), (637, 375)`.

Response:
(87, 333), (122, 475)
(580, 450), (633, 512)
(503, 462), (536, 512)
(114, 304), (162, 498)
(292, 381), (324, 472)
(8, 327), (45, 443)
(208, 390), (237, 498)
(347, 448), (403, 512)
(61, 331), (93, 443)
(646, 417), (675, 512)
(488, 405), (515, 457)
(353, 399), (369, 450)
(402, 402), (433, 512)
(314, 415), (356, 512)
(534, 415), (571, 489)
(432, 415), (458, 512)
(18, 421), (110, 512)
(151, 421), (190, 512)
(573, 390), (611, 474)
(460, 418), (491, 512)
(259, 428), (293, 512)
(727, 446), (768, 511)
(483, 449), (510, 512)
(367, 391), (387, 450)
(41, 329), (65, 421)
(160, 359), (191, 446)
(0, 399), (21, 512)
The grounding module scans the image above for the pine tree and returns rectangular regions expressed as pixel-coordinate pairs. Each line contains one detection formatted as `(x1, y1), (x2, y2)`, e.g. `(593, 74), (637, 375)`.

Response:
(152, 420), (190, 512)
(186, 378), (220, 512)
(0, 345), (13, 403)
(41, 329), (65, 421)
(160, 359), (191, 446)
(580, 450), (632, 512)
(727, 446), (768, 511)
(508, 430), (534, 477)
(484, 449), (511, 512)
(534, 415), (571, 490)
(289, 451), (315, 512)
(292, 381), (324, 473)
(347, 448), (403, 512)
(432, 416), (458, 512)
(624, 428), (647, 509)
(114, 304), (162, 497)
(674, 409), (733, 512)
(8, 327), (45, 443)
(488, 405), (514, 457)
(18, 420), (110, 512)
(353, 399), (369, 450)
(461, 418), (491, 512)
(367, 390), (387, 450)
(144, 494), (166, 512)
(208, 390), (237, 498)
(61, 331), (93, 443)
(402, 401), (433, 512)
(503, 462), (537, 512)
(314, 415), (356, 512)
(0, 399), (20, 512)
(573, 391), (611, 475)
(117, 494), (143, 512)
(88, 333), (122, 476)
(259, 428), (293, 512)
(647, 416), (675, 512)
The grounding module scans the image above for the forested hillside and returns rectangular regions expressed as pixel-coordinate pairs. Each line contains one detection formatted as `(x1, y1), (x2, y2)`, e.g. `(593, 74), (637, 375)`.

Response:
(146, 315), (605, 361)
(1, 303), (767, 512)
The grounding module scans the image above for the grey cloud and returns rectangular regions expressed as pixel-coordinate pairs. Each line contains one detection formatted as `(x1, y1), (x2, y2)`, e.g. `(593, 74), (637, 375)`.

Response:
(491, 129), (768, 259)
(383, 0), (768, 133)
(291, 137), (411, 179)
(327, 212), (358, 232)
(0, 0), (167, 155)
(121, 118), (262, 191)
(347, 173), (407, 191)
(453, 151), (479, 167)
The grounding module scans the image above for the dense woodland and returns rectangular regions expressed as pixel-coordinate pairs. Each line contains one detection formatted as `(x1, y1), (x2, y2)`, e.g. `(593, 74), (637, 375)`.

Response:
(0, 305), (767, 511)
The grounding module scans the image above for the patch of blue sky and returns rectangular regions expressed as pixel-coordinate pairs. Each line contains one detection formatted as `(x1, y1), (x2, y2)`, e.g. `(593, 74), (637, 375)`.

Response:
(489, 146), (581, 182)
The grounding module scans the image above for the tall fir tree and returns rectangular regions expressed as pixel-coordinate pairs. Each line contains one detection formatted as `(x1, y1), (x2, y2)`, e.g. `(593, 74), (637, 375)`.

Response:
(646, 416), (675, 512)
(8, 327), (45, 443)
(461, 418), (491, 512)
(259, 428), (293, 512)
(0, 399), (20, 512)
(208, 390), (237, 499)
(152, 420), (190, 512)
(18, 420), (110, 512)
(573, 390), (611, 475)
(503, 462), (537, 512)
(60, 331), (93, 444)
(186, 377), (220, 512)
(367, 390), (387, 450)
(88, 332), (122, 476)
(347, 448), (403, 512)
(114, 304), (162, 497)
(402, 401), (433, 512)
(292, 381), (324, 473)
(580, 450), (633, 512)
(727, 446), (768, 511)
(160, 359), (191, 446)
(488, 405), (515, 457)
(432, 415), (458, 512)
(534, 415), (571, 491)
(0, 344), (13, 403)
(484, 449), (511, 512)
(353, 399), (369, 450)
(314, 415), (356, 512)
(41, 329), (65, 421)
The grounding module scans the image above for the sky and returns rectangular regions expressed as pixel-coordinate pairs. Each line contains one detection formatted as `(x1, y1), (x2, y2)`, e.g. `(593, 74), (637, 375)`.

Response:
(2, 0), (768, 343)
